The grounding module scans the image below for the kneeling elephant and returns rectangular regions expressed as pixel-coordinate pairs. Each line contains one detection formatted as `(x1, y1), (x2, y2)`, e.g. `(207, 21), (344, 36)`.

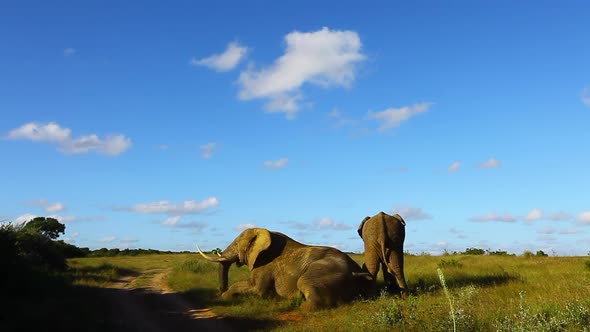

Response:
(198, 227), (372, 311)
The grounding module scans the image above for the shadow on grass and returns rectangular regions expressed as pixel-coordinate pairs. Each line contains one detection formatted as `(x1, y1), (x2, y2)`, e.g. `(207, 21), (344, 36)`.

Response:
(68, 264), (140, 284)
(409, 271), (520, 295)
(446, 272), (520, 288)
(179, 289), (286, 331)
(2, 282), (282, 332)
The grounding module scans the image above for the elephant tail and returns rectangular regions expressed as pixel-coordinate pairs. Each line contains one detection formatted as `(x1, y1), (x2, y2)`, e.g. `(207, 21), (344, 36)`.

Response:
(352, 271), (373, 281)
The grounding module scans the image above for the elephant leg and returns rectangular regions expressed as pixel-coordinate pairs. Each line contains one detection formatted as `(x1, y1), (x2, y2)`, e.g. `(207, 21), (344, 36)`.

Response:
(385, 249), (408, 298)
(381, 261), (399, 295)
(363, 244), (381, 279)
(362, 244), (382, 296)
(221, 280), (256, 299)
(297, 266), (341, 311)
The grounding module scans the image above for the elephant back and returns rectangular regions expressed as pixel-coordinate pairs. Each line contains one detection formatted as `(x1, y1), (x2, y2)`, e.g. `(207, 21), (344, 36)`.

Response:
(359, 212), (405, 245)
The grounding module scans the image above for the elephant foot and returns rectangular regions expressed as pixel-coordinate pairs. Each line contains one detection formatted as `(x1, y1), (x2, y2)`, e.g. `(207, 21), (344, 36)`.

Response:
(400, 289), (408, 299)
(300, 300), (321, 312)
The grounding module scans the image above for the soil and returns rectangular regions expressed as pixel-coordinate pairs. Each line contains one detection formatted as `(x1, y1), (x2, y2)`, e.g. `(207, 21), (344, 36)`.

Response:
(102, 268), (235, 332)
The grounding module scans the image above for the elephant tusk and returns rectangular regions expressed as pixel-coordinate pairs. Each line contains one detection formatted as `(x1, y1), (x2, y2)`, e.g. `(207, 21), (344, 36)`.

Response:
(197, 245), (228, 262)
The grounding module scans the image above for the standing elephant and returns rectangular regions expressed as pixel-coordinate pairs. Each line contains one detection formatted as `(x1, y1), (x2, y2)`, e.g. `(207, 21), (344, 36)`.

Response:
(358, 211), (408, 298)
(198, 228), (372, 311)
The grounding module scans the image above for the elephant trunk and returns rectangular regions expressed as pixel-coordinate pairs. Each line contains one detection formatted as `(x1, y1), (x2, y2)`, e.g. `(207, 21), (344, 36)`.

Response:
(218, 262), (231, 292)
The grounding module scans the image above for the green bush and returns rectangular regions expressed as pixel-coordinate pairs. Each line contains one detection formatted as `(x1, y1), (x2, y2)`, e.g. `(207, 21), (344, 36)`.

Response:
(438, 259), (463, 268)
(488, 250), (514, 256)
(536, 250), (548, 257)
(463, 248), (485, 255)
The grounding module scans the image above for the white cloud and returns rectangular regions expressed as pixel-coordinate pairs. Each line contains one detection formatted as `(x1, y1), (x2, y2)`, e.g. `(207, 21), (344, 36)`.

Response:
(559, 228), (581, 235)
(162, 216), (208, 230)
(263, 93), (302, 119)
(368, 102), (432, 131)
(15, 213), (37, 225)
(200, 142), (218, 159)
(64, 48), (76, 56)
(537, 226), (555, 234)
(328, 109), (357, 128)
(318, 217), (336, 228)
(315, 217), (351, 230)
(582, 86), (590, 107)
(263, 158), (288, 169)
(448, 161), (461, 173)
(238, 27), (365, 118)
(46, 202), (65, 213)
(6, 122), (131, 156)
(14, 213), (75, 225)
(192, 42), (248, 72)
(469, 211), (517, 222)
(27, 198), (65, 213)
(163, 216), (182, 226)
(548, 211), (572, 221)
(122, 197), (219, 215)
(48, 215), (77, 223)
(235, 223), (256, 231)
(60, 134), (131, 155)
(8, 122), (70, 142)
(120, 237), (139, 243)
(392, 206), (432, 221)
(97, 236), (116, 243)
(329, 243), (348, 251)
(577, 211), (590, 224)
(477, 158), (501, 169)
(524, 209), (543, 222)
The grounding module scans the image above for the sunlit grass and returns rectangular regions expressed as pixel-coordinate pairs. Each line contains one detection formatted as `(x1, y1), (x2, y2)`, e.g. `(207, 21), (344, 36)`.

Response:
(69, 253), (590, 331)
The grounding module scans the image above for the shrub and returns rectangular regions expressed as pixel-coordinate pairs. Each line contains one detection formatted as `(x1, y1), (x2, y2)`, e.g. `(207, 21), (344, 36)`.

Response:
(373, 295), (420, 328)
(463, 248), (485, 255)
(536, 250), (548, 257)
(438, 259), (463, 268)
(488, 250), (514, 256)
(493, 292), (590, 331)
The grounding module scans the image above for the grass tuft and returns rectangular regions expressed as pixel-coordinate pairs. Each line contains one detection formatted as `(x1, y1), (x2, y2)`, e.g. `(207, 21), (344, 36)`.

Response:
(438, 268), (457, 332)
(174, 259), (217, 273)
(438, 258), (463, 268)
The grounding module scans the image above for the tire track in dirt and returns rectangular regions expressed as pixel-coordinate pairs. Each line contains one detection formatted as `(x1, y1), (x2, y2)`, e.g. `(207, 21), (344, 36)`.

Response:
(103, 268), (234, 332)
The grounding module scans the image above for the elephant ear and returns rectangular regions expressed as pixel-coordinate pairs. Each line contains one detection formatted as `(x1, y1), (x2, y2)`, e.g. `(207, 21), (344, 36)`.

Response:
(357, 216), (371, 239)
(393, 213), (407, 226)
(238, 228), (272, 270)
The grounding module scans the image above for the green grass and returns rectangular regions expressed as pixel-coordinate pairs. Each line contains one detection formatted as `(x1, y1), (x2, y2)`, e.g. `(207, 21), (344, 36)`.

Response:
(66, 253), (590, 331)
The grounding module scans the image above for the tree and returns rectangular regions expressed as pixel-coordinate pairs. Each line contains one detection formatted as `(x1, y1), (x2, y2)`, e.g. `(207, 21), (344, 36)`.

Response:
(463, 247), (485, 255)
(22, 217), (65, 239)
(536, 250), (548, 257)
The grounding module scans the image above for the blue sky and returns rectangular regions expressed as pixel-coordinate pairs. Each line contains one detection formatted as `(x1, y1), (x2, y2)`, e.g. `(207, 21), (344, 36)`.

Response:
(2, 1), (589, 255)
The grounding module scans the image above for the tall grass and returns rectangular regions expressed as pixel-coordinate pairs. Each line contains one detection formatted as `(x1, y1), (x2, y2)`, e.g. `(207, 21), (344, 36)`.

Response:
(67, 253), (590, 331)
(438, 268), (456, 332)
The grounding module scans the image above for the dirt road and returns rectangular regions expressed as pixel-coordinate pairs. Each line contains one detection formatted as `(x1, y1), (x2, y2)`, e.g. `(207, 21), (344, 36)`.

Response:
(102, 269), (235, 332)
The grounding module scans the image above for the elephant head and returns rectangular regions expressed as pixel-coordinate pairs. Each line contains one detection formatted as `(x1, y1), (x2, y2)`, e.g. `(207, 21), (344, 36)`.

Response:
(198, 228), (271, 292)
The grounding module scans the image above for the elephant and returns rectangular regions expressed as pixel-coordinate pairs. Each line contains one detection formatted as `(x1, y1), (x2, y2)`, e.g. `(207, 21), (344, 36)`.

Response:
(197, 227), (373, 311)
(357, 211), (408, 298)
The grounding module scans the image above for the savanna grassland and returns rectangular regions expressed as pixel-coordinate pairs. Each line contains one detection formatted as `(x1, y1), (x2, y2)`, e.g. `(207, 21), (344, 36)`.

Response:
(68, 253), (590, 331)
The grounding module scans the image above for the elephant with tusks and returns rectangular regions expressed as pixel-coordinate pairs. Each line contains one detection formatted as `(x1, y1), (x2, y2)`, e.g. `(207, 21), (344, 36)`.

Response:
(198, 227), (373, 311)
